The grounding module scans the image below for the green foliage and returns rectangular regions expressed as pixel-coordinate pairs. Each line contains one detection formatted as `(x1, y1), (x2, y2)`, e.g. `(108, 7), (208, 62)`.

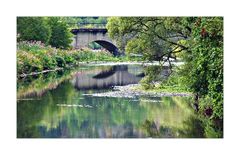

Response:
(106, 17), (121, 39)
(41, 54), (57, 70)
(17, 41), (130, 76)
(181, 17), (223, 119)
(64, 17), (107, 28)
(107, 17), (190, 61)
(78, 50), (115, 62)
(55, 56), (66, 67)
(48, 17), (73, 49)
(156, 69), (190, 93)
(17, 17), (73, 49)
(107, 17), (223, 122)
(138, 66), (190, 93)
(17, 17), (51, 44)
(88, 42), (102, 49)
(140, 66), (162, 89)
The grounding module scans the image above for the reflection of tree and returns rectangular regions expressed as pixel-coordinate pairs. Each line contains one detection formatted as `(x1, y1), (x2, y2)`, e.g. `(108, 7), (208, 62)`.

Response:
(142, 120), (160, 137)
(17, 93), (50, 137)
(17, 65), (145, 137)
(201, 118), (223, 138)
(177, 116), (205, 138)
(18, 87), (149, 137)
(142, 116), (205, 138)
(17, 69), (75, 98)
(159, 126), (174, 138)
(17, 78), (80, 137)
(18, 90), (200, 138)
(18, 68), (212, 138)
(140, 97), (207, 138)
(17, 65), (108, 98)
(139, 96), (195, 130)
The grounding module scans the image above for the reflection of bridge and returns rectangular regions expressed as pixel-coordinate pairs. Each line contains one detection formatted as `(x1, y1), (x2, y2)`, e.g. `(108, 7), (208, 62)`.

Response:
(72, 65), (143, 90)
(71, 28), (121, 56)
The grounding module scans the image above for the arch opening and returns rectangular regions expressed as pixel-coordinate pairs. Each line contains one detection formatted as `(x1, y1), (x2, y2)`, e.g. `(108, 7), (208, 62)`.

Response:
(93, 40), (120, 56)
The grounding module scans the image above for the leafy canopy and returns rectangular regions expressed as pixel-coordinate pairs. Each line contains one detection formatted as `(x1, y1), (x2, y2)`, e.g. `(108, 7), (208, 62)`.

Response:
(107, 17), (223, 120)
(107, 17), (192, 62)
(17, 17), (51, 44)
(17, 17), (73, 49)
(48, 17), (73, 49)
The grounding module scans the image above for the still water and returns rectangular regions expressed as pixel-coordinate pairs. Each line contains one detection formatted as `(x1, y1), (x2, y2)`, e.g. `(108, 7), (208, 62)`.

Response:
(17, 64), (205, 138)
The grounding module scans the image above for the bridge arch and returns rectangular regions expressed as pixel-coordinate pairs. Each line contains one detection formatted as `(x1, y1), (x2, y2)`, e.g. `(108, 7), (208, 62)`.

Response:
(71, 28), (121, 56)
(92, 40), (119, 56)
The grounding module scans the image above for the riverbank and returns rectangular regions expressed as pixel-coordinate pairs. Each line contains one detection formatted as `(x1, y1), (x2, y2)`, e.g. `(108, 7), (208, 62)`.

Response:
(17, 41), (142, 76)
(87, 84), (192, 98)
(78, 61), (184, 66)
(17, 41), (185, 78)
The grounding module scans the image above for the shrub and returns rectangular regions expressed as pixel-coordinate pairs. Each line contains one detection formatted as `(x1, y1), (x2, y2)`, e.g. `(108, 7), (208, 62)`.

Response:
(140, 66), (162, 90)
(55, 56), (66, 67)
(41, 55), (57, 70)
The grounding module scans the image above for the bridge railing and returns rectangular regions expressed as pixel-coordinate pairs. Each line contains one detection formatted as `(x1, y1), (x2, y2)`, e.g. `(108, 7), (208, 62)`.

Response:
(67, 22), (107, 29)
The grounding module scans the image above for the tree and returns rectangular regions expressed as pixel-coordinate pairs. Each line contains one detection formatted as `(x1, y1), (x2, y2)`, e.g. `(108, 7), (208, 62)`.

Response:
(48, 17), (72, 49)
(17, 17), (51, 44)
(107, 17), (223, 121)
(63, 17), (108, 28)
(181, 17), (223, 119)
(107, 17), (191, 63)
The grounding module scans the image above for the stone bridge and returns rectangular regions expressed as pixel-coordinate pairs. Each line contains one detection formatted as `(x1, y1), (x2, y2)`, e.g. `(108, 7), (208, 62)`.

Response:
(71, 28), (121, 56)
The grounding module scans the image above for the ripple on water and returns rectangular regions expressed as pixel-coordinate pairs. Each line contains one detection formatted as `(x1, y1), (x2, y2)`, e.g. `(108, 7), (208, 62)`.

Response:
(56, 104), (93, 108)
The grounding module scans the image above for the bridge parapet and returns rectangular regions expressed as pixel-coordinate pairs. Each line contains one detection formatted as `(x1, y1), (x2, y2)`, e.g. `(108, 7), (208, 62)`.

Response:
(71, 28), (107, 34)
(68, 22), (107, 29)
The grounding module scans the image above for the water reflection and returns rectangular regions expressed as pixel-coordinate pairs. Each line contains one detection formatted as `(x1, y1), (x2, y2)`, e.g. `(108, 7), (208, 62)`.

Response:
(142, 116), (205, 138)
(17, 92), (198, 138)
(72, 65), (143, 90)
(17, 65), (207, 138)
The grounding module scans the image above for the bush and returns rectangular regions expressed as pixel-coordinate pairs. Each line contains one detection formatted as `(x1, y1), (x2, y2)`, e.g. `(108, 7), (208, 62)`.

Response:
(140, 66), (162, 90)
(17, 51), (43, 73)
(55, 56), (66, 67)
(41, 55), (57, 70)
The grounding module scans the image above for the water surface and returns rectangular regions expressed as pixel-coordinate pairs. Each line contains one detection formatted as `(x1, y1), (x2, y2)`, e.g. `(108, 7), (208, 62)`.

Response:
(17, 65), (204, 138)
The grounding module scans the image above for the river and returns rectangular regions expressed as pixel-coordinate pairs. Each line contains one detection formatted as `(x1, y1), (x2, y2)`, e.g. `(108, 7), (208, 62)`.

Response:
(17, 64), (205, 138)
